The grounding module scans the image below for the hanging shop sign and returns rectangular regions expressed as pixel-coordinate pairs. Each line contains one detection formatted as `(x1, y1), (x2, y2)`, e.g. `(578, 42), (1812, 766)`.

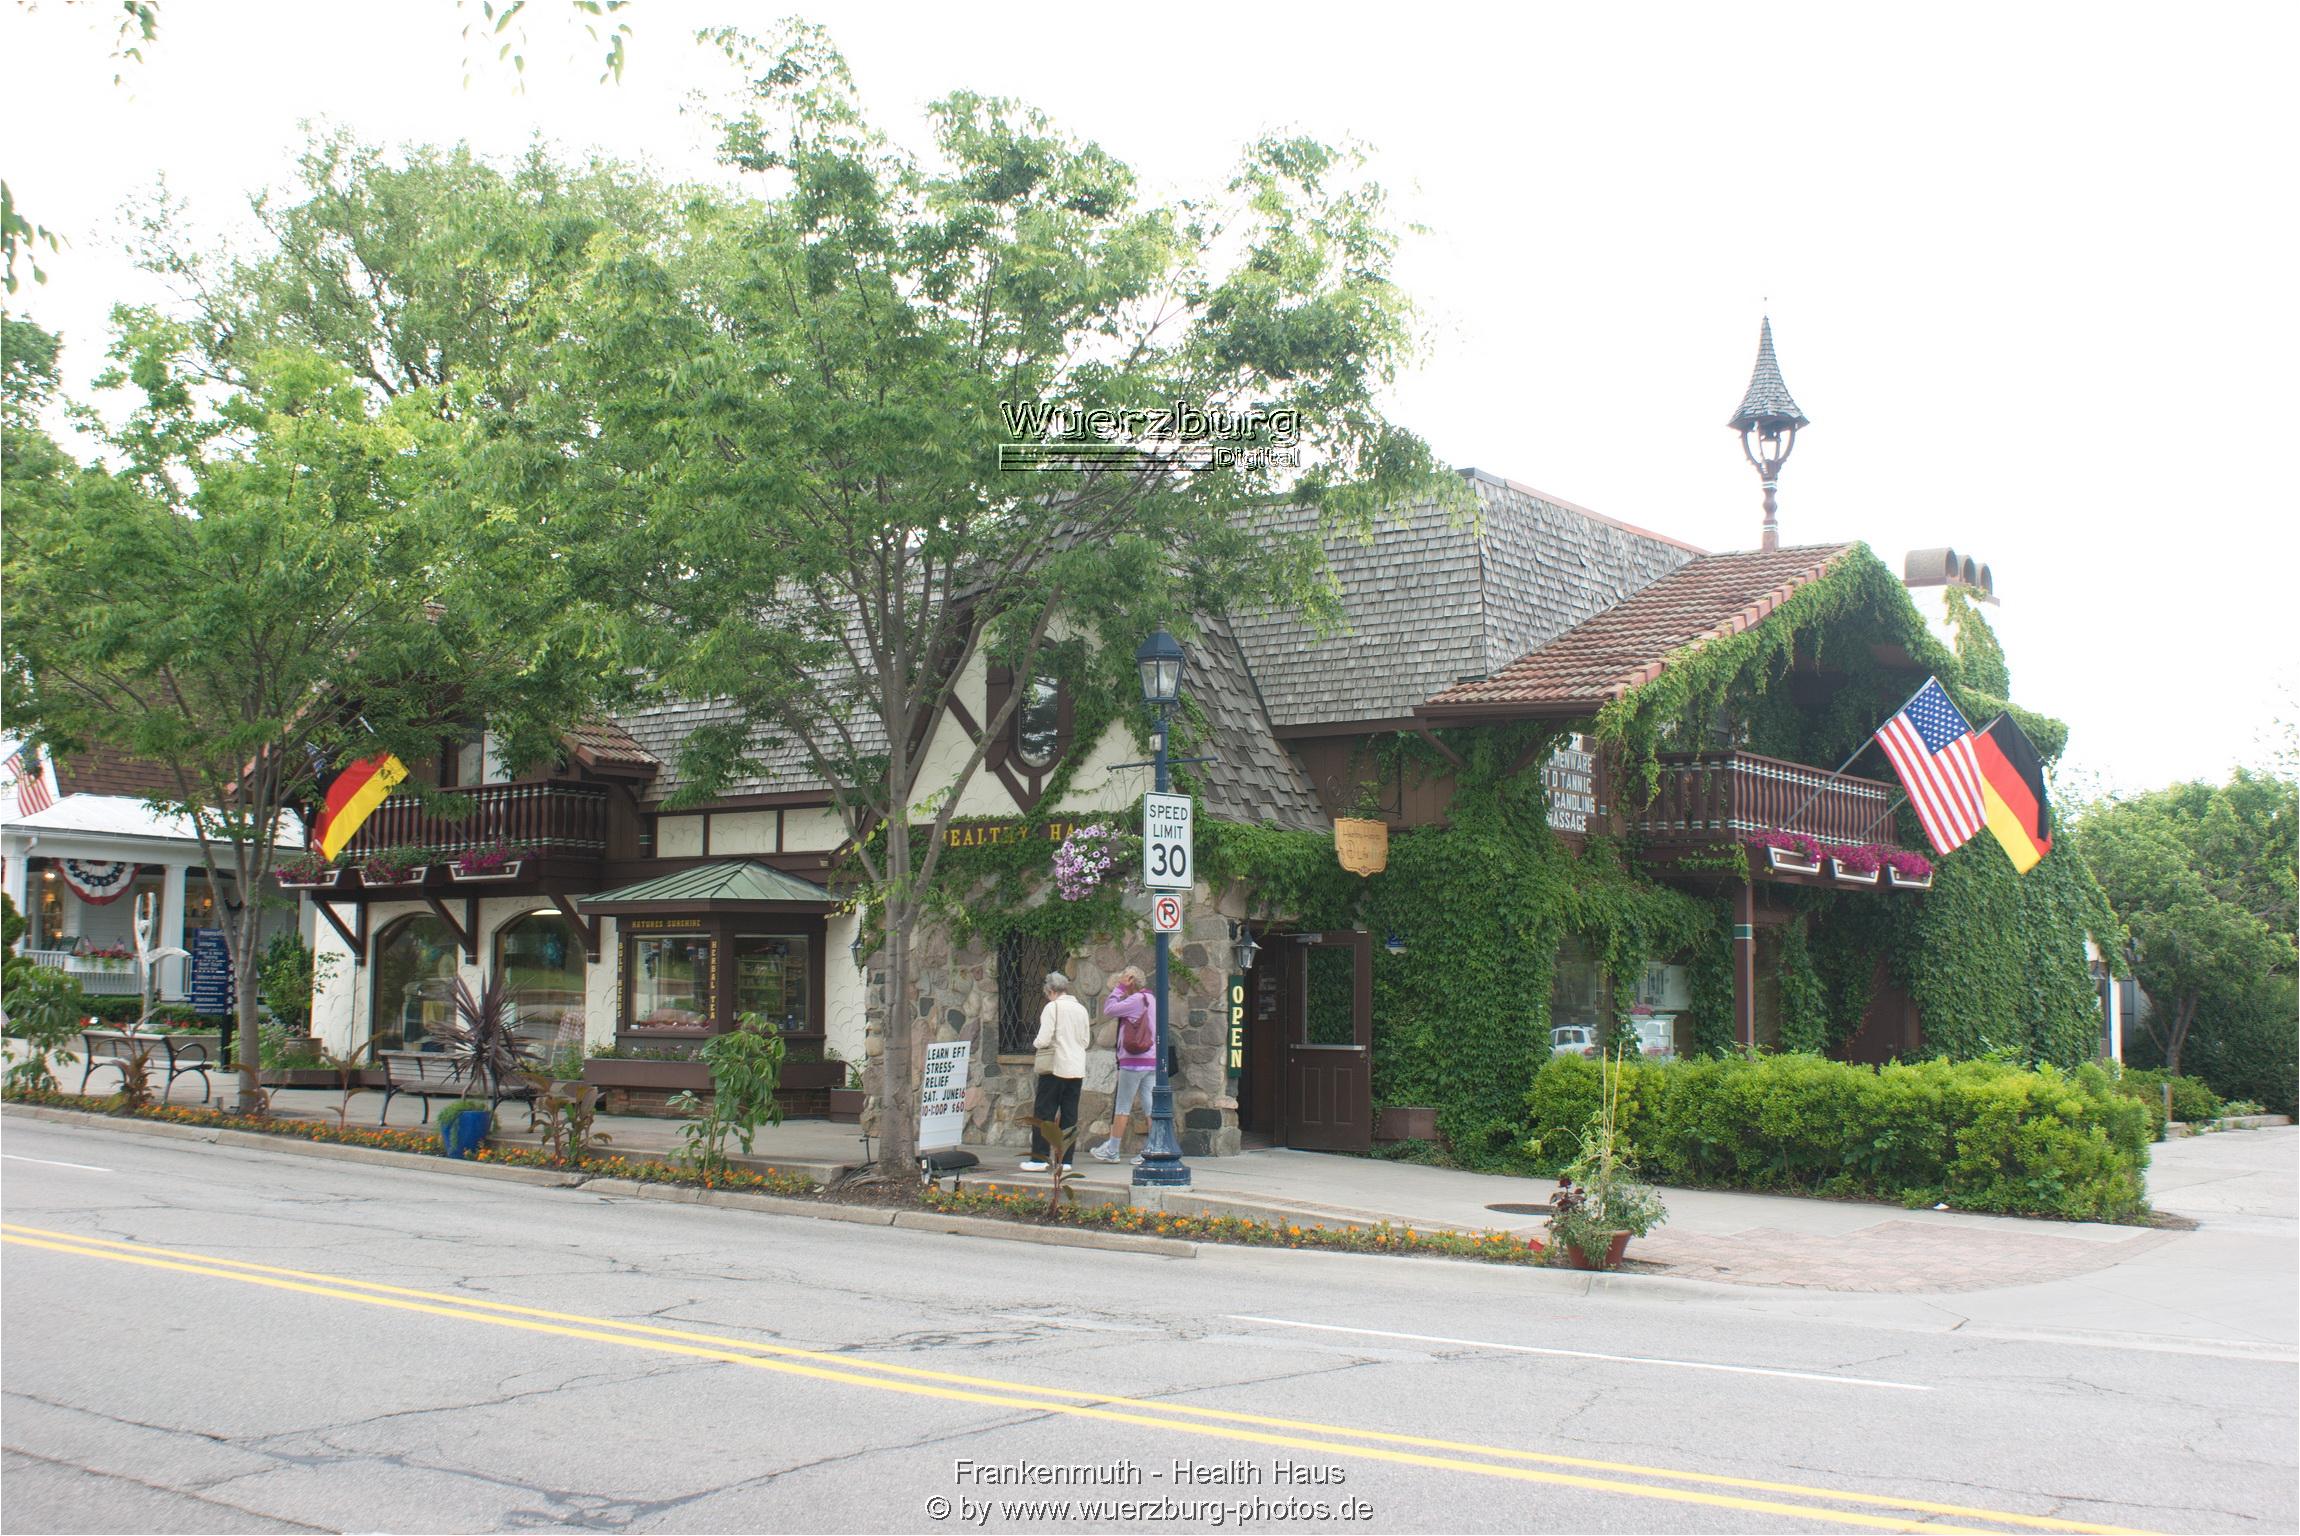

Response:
(1332, 816), (1389, 877)
(1543, 736), (1599, 834)
(1225, 974), (1246, 1089)
(58, 859), (140, 904)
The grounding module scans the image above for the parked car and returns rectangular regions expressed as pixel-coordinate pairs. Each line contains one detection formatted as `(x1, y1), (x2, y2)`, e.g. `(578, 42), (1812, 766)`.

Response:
(1549, 1024), (1598, 1058)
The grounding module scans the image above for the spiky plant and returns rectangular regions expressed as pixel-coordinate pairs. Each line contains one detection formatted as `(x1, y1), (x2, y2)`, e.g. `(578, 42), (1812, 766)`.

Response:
(444, 974), (537, 1104)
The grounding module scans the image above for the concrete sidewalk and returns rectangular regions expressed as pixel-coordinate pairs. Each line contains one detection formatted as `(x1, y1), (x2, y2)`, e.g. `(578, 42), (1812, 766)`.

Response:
(202, 1080), (2296, 1322)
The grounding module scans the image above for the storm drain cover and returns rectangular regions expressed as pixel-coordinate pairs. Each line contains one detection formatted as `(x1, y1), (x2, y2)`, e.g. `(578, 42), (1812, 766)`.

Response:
(1485, 1202), (1552, 1217)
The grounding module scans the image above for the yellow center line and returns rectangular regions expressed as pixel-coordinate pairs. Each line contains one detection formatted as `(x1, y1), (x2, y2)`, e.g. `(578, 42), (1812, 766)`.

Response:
(1, 1223), (2159, 1536)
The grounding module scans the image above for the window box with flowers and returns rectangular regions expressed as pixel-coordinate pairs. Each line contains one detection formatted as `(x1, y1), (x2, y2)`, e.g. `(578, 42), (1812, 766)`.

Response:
(1747, 832), (1824, 876)
(276, 855), (342, 891)
(80, 943), (134, 973)
(450, 844), (529, 882)
(359, 847), (431, 887)
(1884, 850), (1936, 890)
(1827, 844), (1883, 886)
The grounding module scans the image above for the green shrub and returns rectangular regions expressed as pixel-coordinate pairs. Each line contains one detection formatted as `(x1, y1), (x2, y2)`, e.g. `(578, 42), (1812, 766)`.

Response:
(2115, 1068), (2221, 1128)
(2181, 976), (2298, 1120)
(1519, 1051), (2153, 1222)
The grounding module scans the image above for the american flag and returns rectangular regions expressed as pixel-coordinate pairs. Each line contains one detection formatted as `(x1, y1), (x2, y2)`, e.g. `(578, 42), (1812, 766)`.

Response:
(1873, 678), (1986, 855)
(5, 747), (55, 818)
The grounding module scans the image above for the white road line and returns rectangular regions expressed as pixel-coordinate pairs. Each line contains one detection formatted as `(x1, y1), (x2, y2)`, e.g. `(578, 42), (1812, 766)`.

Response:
(1228, 1316), (1932, 1391)
(1, 1152), (114, 1173)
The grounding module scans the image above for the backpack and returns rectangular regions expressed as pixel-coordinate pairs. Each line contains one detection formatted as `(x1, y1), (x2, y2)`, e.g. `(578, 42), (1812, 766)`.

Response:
(1119, 1006), (1156, 1057)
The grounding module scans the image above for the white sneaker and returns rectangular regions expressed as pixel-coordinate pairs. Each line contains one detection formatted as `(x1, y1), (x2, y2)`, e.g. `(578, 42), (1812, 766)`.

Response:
(1019, 1159), (1048, 1172)
(1091, 1142), (1120, 1162)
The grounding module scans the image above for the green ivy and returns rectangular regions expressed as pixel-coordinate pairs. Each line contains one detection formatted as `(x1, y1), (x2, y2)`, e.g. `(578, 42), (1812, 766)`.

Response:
(1776, 921), (1829, 1054)
(1942, 586), (2010, 698)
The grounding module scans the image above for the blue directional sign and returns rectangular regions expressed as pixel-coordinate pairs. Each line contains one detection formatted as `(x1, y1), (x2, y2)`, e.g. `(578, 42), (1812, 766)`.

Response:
(189, 928), (233, 1014)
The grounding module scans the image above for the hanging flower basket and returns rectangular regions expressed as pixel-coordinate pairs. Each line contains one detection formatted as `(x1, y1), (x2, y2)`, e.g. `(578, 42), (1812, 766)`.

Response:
(1052, 822), (1135, 902)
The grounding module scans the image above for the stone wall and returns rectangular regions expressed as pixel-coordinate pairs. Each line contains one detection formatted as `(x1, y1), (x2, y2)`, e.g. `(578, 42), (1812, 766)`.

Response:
(860, 884), (1242, 1156)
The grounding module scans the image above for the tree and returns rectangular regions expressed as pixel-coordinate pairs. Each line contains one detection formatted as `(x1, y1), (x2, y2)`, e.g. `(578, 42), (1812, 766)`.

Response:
(2, 328), (607, 1110)
(487, 25), (1449, 1176)
(2076, 772), (2297, 1077)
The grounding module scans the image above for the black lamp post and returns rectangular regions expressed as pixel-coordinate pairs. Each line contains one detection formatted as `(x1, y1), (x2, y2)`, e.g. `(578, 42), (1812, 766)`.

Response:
(1133, 628), (1191, 1191)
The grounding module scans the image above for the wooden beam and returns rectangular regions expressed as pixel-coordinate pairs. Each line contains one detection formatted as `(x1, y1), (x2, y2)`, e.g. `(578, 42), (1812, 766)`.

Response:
(312, 900), (366, 966)
(1413, 724), (1467, 774)
(549, 892), (600, 963)
(421, 891), (475, 964)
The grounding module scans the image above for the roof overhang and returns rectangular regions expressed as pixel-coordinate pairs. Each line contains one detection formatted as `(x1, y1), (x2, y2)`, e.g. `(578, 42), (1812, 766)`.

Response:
(578, 859), (838, 916)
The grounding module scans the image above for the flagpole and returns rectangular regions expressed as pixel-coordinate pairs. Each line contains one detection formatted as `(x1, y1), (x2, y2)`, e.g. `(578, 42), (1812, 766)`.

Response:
(1780, 679), (1941, 834)
(1856, 793), (1907, 841)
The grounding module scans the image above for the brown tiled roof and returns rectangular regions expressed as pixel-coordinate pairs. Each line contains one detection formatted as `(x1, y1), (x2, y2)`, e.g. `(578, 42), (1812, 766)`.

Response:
(1419, 544), (1856, 716)
(563, 719), (658, 775)
(50, 746), (184, 800)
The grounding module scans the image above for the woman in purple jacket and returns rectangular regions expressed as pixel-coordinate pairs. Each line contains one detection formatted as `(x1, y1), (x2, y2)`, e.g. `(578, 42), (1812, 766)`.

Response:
(1092, 967), (1158, 1163)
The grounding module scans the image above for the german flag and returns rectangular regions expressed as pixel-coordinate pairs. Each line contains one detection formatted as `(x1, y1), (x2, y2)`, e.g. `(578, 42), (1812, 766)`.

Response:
(1973, 715), (2052, 873)
(313, 752), (408, 861)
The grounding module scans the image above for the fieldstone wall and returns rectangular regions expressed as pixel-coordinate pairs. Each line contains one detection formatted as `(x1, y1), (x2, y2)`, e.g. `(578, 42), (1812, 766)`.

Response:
(860, 884), (1241, 1156)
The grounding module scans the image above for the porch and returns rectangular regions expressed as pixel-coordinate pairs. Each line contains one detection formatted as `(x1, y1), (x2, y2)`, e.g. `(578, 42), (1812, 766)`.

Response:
(1632, 750), (1902, 857)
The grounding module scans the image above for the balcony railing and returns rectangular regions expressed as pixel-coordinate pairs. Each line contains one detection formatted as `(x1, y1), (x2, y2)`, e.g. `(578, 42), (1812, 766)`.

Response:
(340, 781), (611, 861)
(21, 949), (144, 995)
(1633, 751), (1900, 849)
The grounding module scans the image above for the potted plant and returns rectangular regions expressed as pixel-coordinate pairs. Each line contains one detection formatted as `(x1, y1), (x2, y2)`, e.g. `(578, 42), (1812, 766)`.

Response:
(1883, 849), (1935, 890)
(440, 973), (538, 1111)
(275, 852), (341, 890)
(1545, 1049), (1667, 1271)
(826, 1049), (867, 1123)
(435, 1097), (492, 1158)
(1826, 843), (1883, 886)
(450, 842), (529, 882)
(359, 846), (430, 886)
(1749, 831), (1823, 875)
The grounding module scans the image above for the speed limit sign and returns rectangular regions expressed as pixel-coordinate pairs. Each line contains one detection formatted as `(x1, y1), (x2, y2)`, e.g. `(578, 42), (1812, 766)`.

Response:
(1143, 791), (1193, 889)
(1151, 893), (1184, 933)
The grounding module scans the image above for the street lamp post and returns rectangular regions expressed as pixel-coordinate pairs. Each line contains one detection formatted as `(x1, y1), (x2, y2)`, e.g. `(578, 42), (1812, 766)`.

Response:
(1133, 629), (1191, 1191)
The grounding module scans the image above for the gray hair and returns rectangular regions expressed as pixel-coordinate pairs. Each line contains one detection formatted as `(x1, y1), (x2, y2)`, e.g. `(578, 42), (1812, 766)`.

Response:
(1115, 966), (1146, 989)
(1043, 971), (1071, 992)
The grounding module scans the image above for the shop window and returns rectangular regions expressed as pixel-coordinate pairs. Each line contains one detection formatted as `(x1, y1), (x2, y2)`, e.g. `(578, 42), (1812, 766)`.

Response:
(27, 861), (68, 950)
(1013, 675), (1063, 769)
(996, 933), (1066, 1055)
(372, 914), (460, 1052)
(1549, 934), (1609, 1052)
(496, 912), (587, 1045)
(1303, 944), (1356, 1045)
(629, 932), (714, 1030)
(732, 934), (813, 1033)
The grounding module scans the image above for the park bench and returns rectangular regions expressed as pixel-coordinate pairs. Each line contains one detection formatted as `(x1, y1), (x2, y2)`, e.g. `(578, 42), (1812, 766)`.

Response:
(376, 1049), (536, 1128)
(78, 1029), (223, 1103)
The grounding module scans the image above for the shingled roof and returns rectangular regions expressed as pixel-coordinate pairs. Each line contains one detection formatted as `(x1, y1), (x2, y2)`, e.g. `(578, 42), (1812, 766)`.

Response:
(1419, 543), (1856, 718)
(1228, 470), (1701, 731)
(1728, 317), (1808, 432)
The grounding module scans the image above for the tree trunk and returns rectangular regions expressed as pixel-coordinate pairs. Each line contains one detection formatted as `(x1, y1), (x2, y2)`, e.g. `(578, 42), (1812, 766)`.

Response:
(875, 822), (919, 1178)
(232, 923), (265, 1113)
(2164, 995), (2198, 1079)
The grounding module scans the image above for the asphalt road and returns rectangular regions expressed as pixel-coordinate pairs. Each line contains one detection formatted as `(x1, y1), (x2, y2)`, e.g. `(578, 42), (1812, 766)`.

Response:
(2, 1117), (2293, 1535)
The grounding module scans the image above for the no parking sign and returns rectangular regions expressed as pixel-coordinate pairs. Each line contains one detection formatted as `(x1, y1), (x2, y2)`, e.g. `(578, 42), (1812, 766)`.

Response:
(1151, 893), (1184, 933)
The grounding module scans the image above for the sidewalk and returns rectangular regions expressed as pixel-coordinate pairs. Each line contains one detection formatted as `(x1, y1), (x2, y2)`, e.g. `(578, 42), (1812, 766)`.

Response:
(190, 1079), (2295, 1315)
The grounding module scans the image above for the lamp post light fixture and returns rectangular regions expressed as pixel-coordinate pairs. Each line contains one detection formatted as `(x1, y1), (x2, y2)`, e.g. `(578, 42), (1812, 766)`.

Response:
(1133, 627), (1192, 1192)
(1728, 316), (1808, 554)
(1230, 921), (1261, 974)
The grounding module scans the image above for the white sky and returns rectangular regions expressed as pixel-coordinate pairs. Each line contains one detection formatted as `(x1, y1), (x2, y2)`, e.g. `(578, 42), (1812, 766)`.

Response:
(6, 1), (2295, 798)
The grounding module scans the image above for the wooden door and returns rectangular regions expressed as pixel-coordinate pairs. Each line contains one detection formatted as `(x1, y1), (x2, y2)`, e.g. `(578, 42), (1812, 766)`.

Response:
(1283, 930), (1373, 1152)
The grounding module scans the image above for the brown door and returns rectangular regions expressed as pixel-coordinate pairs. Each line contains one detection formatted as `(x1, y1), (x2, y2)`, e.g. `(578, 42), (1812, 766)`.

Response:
(1283, 930), (1373, 1152)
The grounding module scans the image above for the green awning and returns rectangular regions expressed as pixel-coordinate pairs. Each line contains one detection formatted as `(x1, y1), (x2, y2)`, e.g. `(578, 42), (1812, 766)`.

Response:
(579, 861), (838, 915)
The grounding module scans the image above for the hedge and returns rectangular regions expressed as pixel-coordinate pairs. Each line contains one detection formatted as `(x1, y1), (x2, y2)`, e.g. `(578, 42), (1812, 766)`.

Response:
(1522, 1053), (2152, 1222)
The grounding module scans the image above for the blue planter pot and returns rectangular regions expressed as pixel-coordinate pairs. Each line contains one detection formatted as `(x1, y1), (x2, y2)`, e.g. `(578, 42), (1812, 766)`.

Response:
(440, 1108), (493, 1159)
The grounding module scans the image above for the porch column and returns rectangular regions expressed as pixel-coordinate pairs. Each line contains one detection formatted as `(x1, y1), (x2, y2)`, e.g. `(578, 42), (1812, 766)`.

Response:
(159, 863), (188, 1001)
(1, 849), (27, 936)
(1732, 882), (1757, 1050)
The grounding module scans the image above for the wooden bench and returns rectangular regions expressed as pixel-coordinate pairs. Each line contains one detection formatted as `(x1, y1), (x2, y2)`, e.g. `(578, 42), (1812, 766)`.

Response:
(78, 1029), (224, 1103)
(376, 1049), (536, 1128)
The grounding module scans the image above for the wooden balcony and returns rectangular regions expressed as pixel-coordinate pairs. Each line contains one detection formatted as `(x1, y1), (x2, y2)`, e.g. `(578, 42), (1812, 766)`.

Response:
(339, 781), (612, 862)
(1633, 751), (1900, 850)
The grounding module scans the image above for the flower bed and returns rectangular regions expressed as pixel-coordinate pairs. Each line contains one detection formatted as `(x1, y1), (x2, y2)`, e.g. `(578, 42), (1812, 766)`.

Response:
(3, 1087), (447, 1154)
(920, 1183), (1547, 1265)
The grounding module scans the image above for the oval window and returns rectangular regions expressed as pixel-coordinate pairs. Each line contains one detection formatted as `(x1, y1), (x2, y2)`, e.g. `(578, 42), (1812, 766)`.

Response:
(1014, 675), (1062, 768)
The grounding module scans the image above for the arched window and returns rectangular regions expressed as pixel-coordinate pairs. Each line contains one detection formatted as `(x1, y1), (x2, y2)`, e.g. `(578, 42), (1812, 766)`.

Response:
(1013, 674), (1063, 768)
(371, 914), (460, 1053)
(495, 911), (587, 1049)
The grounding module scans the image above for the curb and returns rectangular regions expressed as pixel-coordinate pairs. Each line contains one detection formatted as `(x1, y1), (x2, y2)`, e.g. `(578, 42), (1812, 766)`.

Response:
(1, 1104), (1192, 1259)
